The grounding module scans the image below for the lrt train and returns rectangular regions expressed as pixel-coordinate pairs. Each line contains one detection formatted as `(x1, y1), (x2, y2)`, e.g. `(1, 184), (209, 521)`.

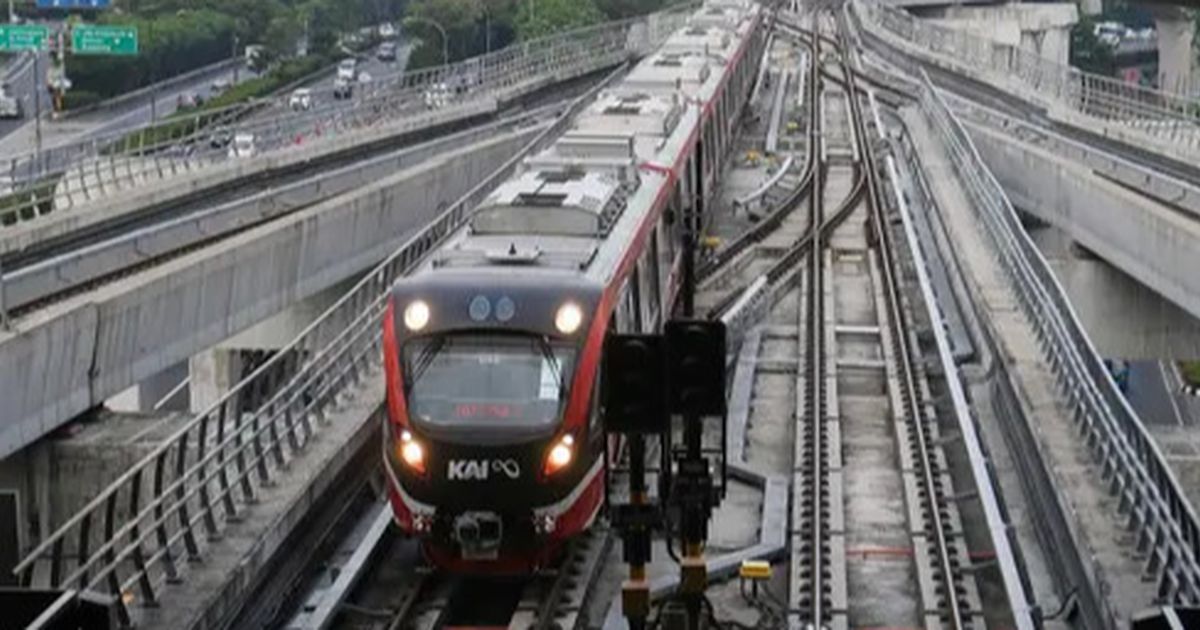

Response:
(382, 0), (766, 573)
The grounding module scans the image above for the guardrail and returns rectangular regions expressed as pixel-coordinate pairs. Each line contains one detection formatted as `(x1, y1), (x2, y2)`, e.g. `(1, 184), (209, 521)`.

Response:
(2, 51), (33, 83)
(56, 58), (243, 121)
(9, 7), (691, 619)
(918, 69), (1200, 609)
(852, 0), (1200, 153)
(0, 8), (692, 230)
(0, 104), (556, 314)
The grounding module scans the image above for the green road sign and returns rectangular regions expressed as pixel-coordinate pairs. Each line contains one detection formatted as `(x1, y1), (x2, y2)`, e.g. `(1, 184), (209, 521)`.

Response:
(0, 24), (50, 52)
(72, 24), (138, 55)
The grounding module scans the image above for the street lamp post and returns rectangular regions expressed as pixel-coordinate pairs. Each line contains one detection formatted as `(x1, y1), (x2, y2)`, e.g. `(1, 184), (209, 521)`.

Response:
(407, 17), (448, 66)
(232, 34), (240, 85)
(484, 9), (490, 55)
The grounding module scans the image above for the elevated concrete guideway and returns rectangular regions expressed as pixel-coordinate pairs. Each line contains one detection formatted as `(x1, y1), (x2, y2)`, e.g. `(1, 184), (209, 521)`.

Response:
(0, 124), (546, 460)
(850, 0), (1200, 355)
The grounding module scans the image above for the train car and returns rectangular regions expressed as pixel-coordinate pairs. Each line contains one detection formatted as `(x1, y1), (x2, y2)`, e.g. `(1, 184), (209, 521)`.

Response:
(382, 0), (766, 573)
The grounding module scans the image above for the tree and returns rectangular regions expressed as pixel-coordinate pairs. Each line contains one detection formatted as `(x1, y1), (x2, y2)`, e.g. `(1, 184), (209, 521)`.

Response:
(263, 7), (304, 59)
(595, 0), (664, 20)
(512, 0), (604, 40)
(1070, 15), (1115, 76)
(404, 0), (487, 66)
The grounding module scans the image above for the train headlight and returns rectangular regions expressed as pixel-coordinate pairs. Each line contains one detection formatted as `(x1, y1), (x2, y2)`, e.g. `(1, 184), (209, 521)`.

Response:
(404, 300), (431, 331)
(397, 430), (427, 475)
(555, 302), (583, 335)
(543, 434), (575, 476)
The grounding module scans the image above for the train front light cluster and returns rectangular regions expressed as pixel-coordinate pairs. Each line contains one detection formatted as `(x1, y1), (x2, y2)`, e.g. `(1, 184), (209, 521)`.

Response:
(397, 430), (427, 475)
(404, 300), (431, 331)
(555, 302), (583, 335)
(543, 434), (575, 476)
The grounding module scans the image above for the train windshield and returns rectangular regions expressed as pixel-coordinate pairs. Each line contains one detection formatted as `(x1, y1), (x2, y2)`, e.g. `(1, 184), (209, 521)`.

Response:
(402, 333), (577, 429)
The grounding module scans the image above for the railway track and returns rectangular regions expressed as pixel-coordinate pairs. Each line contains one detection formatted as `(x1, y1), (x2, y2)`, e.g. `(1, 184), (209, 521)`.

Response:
(698, 10), (996, 629)
(796, 13), (981, 629)
(270, 491), (612, 630)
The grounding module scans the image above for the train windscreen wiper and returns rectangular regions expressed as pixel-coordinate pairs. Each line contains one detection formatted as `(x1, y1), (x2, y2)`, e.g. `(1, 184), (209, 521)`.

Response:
(410, 336), (448, 385)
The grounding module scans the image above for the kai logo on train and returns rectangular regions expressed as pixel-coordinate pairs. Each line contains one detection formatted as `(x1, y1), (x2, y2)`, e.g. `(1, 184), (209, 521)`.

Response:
(447, 459), (521, 481)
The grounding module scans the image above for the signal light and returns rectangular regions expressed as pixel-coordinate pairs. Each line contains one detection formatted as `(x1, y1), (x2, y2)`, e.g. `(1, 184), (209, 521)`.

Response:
(544, 434), (575, 476)
(397, 430), (427, 475)
(666, 320), (726, 416)
(601, 334), (667, 434)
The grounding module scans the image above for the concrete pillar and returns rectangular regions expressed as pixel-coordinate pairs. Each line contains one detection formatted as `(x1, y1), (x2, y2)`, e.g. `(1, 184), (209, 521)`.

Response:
(189, 276), (356, 414)
(1078, 0), (1102, 17)
(190, 348), (243, 414)
(105, 361), (188, 413)
(1149, 6), (1193, 95)
(1030, 225), (1200, 359)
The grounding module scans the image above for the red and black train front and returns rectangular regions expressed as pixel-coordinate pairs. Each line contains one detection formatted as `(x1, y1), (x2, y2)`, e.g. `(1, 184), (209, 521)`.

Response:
(382, 272), (607, 573)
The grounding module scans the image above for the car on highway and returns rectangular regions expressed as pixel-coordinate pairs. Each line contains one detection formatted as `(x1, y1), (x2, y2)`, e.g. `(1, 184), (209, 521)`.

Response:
(176, 91), (204, 110)
(228, 133), (257, 159)
(379, 22), (397, 39)
(0, 84), (22, 119)
(334, 76), (354, 100)
(337, 58), (358, 82)
(209, 127), (234, 149)
(378, 41), (397, 61)
(289, 88), (313, 111)
(211, 77), (232, 93)
(423, 82), (450, 109)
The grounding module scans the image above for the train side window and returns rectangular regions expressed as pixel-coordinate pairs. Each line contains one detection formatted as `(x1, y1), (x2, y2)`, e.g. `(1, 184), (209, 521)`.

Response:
(617, 275), (640, 334)
(642, 236), (661, 327)
(658, 219), (674, 288)
(589, 362), (603, 439)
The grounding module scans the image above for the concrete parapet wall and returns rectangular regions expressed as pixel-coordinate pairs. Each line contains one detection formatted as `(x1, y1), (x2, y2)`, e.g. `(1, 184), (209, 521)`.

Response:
(0, 125), (544, 459)
(929, 3), (1077, 65)
(853, 2), (1200, 167)
(2, 117), (525, 312)
(966, 121), (1200, 357)
(1, 99), (501, 259)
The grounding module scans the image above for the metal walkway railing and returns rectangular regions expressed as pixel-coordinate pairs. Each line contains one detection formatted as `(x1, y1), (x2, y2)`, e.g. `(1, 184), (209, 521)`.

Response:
(8, 7), (696, 621)
(918, 68), (1200, 609)
(0, 9), (690, 229)
(853, 0), (1200, 156)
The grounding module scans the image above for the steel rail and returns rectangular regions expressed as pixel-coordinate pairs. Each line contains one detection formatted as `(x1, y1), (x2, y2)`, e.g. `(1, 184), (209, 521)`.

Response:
(696, 44), (817, 283)
(836, 17), (967, 626)
(801, 12), (829, 627)
(886, 129), (1040, 630)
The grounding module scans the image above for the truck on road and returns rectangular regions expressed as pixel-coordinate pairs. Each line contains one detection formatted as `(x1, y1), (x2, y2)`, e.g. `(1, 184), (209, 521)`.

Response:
(0, 84), (22, 119)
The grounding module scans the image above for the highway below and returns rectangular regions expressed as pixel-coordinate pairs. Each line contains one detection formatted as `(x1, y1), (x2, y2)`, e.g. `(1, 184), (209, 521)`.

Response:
(0, 40), (410, 196)
(230, 42), (412, 152)
(1128, 360), (1199, 427)
(0, 56), (253, 158)
(0, 51), (42, 141)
